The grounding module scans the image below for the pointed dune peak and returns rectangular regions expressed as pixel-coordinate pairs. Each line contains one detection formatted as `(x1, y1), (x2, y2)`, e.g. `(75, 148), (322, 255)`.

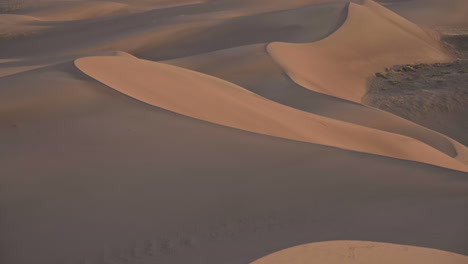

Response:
(75, 55), (467, 172)
(267, 0), (453, 103)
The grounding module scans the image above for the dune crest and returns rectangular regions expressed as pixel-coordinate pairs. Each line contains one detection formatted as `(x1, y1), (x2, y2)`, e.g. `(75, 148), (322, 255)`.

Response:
(267, 0), (453, 102)
(252, 241), (468, 264)
(75, 55), (467, 172)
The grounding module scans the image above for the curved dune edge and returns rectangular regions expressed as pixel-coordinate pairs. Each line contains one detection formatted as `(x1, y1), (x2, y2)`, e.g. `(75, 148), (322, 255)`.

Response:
(267, 0), (453, 103)
(74, 55), (467, 172)
(163, 43), (467, 164)
(252, 241), (468, 264)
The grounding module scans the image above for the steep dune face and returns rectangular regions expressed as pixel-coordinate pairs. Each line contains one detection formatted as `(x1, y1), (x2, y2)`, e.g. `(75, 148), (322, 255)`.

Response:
(252, 241), (468, 264)
(165, 44), (465, 162)
(75, 55), (467, 171)
(268, 0), (453, 102)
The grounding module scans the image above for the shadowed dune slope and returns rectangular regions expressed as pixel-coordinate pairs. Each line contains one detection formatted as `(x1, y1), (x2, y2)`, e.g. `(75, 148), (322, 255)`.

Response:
(0, 50), (134, 78)
(5, 1), (130, 21)
(135, 1), (348, 60)
(252, 241), (468, 264)
(0, 0), (349, 60)
(1, 62), (468, 264)
(267, 0), (453, 103)
(75, 55), (467, 171)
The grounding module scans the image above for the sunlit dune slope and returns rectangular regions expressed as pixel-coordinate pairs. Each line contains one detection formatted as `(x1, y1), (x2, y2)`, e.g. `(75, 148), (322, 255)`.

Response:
(252, 241), (468, 264)
(164, 44), (467, 163)
(268, 0), (453, 102)
(75, 55), (467, 171)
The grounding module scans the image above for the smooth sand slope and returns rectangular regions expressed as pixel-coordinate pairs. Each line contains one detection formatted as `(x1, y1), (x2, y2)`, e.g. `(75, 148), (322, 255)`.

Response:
(76, 55), (467, 171)
(1, 61), (468, 264)
(1, 0), (467, 264)
(253, 241), (468, 264)
(268, 0), (453, 102)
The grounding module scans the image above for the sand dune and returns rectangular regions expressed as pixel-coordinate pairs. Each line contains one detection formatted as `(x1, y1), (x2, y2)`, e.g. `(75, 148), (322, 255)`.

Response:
(253, 241), (468, 264)
(165, 44), (467, 163)
(268, 0), (453, 102)
(1, 0), (467, 263)
(75, 55), (467, 171)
